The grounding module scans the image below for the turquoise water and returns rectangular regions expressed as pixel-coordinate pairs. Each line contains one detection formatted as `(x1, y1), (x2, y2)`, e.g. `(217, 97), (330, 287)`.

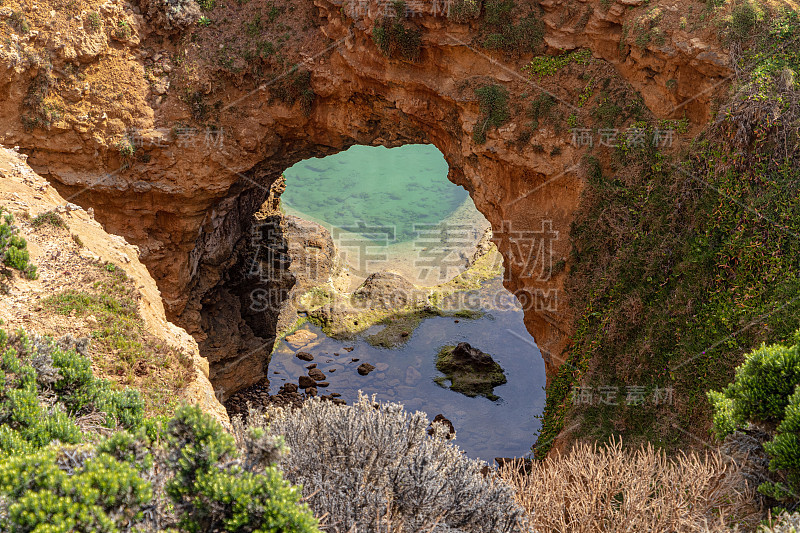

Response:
(282, 145), (467, 244)
(275, 145), (546, 459)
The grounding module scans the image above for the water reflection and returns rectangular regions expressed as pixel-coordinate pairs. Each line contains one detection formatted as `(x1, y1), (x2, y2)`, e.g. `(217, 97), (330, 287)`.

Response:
(269, 278), (546, 461)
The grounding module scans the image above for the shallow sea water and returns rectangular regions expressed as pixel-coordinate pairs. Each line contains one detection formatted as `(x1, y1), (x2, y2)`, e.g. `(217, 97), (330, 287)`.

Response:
(283, 145), (489, 286)
(270, 279), (546, 461)
(278, 144), (546, 460)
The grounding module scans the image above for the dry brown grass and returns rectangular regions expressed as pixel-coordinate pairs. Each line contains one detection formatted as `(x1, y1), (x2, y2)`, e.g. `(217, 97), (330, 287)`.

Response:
(499, 439), (760, 533)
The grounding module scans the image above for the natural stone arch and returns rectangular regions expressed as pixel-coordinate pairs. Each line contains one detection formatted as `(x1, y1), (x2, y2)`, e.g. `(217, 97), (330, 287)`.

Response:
(0, 0), (730, 397)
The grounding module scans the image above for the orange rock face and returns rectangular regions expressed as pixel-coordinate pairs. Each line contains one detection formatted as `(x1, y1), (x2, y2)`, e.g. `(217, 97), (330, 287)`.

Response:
(0, 0), (730, 395)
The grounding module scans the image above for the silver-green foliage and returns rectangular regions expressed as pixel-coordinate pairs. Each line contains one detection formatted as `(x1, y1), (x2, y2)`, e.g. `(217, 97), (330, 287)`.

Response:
(250, 394), (526, 532)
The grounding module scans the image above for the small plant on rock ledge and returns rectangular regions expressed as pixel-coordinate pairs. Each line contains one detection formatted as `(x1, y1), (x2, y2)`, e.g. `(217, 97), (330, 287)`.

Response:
(473, 83), (510, 143)
(371, 6), (422, 62)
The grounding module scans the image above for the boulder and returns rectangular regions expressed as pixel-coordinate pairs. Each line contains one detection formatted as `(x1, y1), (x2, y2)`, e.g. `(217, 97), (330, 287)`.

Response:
(298, 376), (316, 389)
(357, 363), (375, 376)
(285, 330), (317, 348)
(308, 368), (326, 381)
(434, 342), (506, 400)
(296, 351), (314, 361)
(352, 270), (416, 310)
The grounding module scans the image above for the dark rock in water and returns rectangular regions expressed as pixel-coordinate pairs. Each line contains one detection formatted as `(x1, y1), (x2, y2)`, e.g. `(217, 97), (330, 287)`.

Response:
(434, 342), (506, 400)
(331, 398), (347, 406)
(282, 383), (298, 394)
(306, 363), (317, 369)
(328, 368), (336, 372)
(296, 352), (314, 361)
(308, 368), (326, 381)
(344, 347), (354, 352)
(351, 358), (360, 362)
(330, 393), (341, 398)
(306, 386), (318, 397)
(357, 363), (376, 376)
(316, 381), (330, 387)
(428, 414), (455, 438)
(299, 376), (316, 388)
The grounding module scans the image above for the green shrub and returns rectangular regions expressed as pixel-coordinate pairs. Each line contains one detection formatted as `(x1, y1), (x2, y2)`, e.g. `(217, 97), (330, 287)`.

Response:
(0, 208), (37, 279)
(372, 18), (422, 61)
(87, 11), (101, 31)
(0, 446), (153, 532)
(8, 11), (30, 34)
(480, 0), (544, 53)
(522, 49), (592, 77)
(268, 68), (316, 114)
(165, 405), (319, 533)
(527, 93), (557, 129)
(709, 331), (800, 503)
(0, 331), (145, 454)
(726, 0), (762, 41)
(31, 211), (66, 228)
(472, 84), (510, 143)
(708, 333), (800, 437)
(448, 0), (481, 22)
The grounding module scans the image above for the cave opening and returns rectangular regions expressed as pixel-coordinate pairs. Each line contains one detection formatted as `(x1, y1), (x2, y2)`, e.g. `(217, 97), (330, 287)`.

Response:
(217, 143), (547, 460)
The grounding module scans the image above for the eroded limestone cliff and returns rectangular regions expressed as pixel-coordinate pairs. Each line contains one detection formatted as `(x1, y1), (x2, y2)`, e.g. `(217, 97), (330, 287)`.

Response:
(0, 0), (731, 409)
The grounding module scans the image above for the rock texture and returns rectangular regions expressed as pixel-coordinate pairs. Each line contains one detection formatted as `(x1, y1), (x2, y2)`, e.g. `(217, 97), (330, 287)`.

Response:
(0, 144), (228, 427)
(0, 0), (732, 401)
(435, 342), (507, 400)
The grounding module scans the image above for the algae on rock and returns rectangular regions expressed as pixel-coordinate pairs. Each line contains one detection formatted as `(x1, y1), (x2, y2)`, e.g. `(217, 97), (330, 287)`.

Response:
(435, 342), (507, 401)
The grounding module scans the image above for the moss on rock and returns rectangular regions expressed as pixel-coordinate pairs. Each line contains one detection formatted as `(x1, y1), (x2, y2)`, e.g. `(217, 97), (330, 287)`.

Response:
(435, 342), (507, 401)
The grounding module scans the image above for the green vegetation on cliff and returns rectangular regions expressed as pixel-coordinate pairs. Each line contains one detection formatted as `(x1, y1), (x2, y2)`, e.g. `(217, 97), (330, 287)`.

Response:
(535, 5), (800, 458)
(0, 208), (37, 281)
(0, 328), (319, 532)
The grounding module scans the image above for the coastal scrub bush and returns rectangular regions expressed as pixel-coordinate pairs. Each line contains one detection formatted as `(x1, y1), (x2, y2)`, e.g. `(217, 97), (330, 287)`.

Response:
(473, 84), (510, 143)
(138, 0), (202, 34)
(480, 0), (544, 54)
(709, 331), (800, 503)
(372, 17), (422, 61)
(500, 439), (755, 532)
(31, 210), (66, 228)
(0, 208), (37, 280)
(252, 393), (525, 532)
(761, 512), (800, 532)
(0, 328), (319, 531)
(0, 445), (153, 532)
(0, 330), (144, 454)
(269, 68), (316, 114)
(721, 0), (763, 42)
(522, 48), (592, 77)
(165, 405), (319, 533)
